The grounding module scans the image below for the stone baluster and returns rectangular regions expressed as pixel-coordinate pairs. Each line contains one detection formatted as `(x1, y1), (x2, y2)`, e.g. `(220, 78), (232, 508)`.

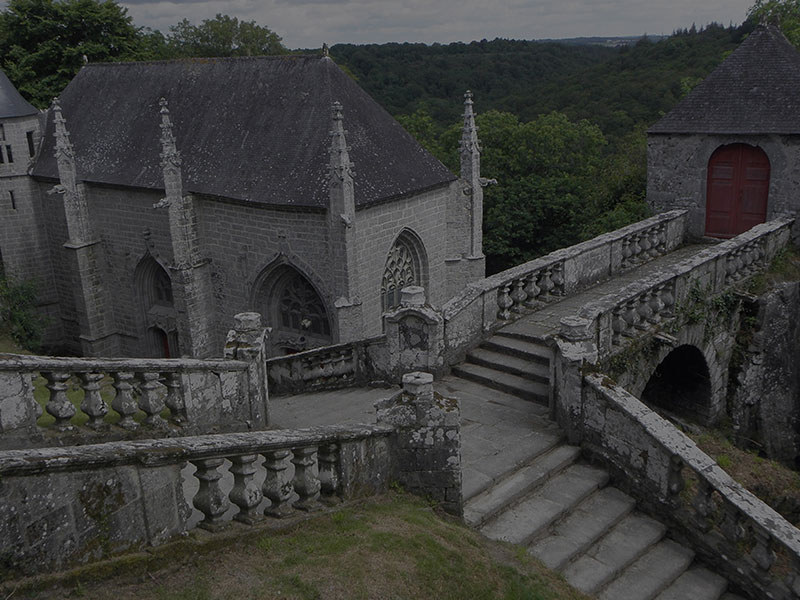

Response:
(510, 278), (527, 313)
(621, 236), (633, 267)
(229, 454), (263, 524)
(659, 282), (676, 318)
(720, 502), (745, 543)
(635, 293), (653, 330)
(523, 271), (541, 307)
(790, 557), (800, 599)
(263, 449), (294, 518)
(735, 249), (746, 280)
(292, 446), (322, 511)
(161, 371), (186, 423)
(750, 528), (776, 575)
(539, 268), (554, 298)
(691, 479), (714, 532)
(611, 306), (625, 346)
(725, 252), (738, 284)
(43, 371), (75, 431)
(638, 231), (652, 259)
(78, 372), (107, 429)
(551, 264), (565, 296)
(497, 284), (513, 321)
(667, 455), (685, 500)
(622, 298), (639, 336)
(137, 372), (166, 427)
(647, 226), (660, 258)
(111, 371), (138, 429)
(192, 457), (229, 531)
(318, 442), (341, 504)
(656, 224), (667, 254)
(647, 288), (664, 324)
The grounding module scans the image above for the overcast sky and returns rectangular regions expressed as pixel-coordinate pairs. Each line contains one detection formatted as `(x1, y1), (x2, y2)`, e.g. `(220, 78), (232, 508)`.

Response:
(118, 0), (754, 49)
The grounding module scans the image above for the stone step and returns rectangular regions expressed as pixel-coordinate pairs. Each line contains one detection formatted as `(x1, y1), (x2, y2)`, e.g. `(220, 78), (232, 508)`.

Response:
(479, 464), (608, 545)
(598, 539), (694, 600)
(467, 347), (550, 383)
(464, 444), (581, 527)
(482, 335), (552, 364)
(561, 513), (666, 595)
(496, 327), (555, 346)
(451, 362), (549, 404)
(528, 486), (636, 571)
(720, 594), (748, 600)
(654, 567), (728, 600)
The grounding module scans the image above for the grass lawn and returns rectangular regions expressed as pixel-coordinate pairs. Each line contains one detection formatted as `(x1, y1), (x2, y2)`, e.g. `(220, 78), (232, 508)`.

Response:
(5, 493), (590, 600)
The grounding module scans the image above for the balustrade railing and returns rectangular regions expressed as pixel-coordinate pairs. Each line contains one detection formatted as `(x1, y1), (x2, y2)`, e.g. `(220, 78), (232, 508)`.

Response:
(582, 374), (800, 598)
(441, 210), (688, 358)
(0, 355), (263, 447)
(578, 218), (793, 354)
(266, 336), (385, 395)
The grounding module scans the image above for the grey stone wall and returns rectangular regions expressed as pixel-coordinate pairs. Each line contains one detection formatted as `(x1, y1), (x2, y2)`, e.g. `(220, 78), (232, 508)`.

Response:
(647, 133), (800, 240)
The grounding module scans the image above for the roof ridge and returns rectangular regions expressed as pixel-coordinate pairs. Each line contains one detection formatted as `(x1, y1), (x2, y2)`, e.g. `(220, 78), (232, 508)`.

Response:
(83, 54), (325, 68)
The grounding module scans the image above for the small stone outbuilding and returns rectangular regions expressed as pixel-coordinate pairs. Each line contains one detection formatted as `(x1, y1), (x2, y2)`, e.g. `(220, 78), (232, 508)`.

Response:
(648, 25), (800, 241)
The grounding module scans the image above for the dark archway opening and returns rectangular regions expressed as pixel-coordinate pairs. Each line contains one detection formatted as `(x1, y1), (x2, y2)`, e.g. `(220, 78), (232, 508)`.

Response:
(641, 345), (712, 423)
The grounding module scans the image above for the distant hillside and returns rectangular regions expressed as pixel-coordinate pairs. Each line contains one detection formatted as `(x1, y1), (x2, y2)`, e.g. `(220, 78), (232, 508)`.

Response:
(541, 35), (667, 47)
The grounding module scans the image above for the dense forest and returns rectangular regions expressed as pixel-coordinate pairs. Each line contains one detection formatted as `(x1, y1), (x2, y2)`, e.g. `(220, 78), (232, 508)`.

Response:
(0, 0), (790, 273)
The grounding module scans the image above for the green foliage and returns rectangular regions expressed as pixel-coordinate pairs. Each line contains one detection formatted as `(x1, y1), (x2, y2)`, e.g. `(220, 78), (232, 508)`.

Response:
(166, 14), (286, 58)
(0, 0), (145, 107)
(0, 275), (44, 351)
(747, 0), (800, 46)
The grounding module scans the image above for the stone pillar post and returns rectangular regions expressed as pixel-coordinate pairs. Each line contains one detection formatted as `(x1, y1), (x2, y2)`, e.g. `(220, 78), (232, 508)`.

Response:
(155, 99), (216, 357)
(375, 371), (462, 516)
(554, 316), (598, 444)
(383, 286), (444, 380)
(51, 99), (114, 355)
(327, 101), (363, 342)
(0, 369), (42, 448)
(224, 312), (270, 427)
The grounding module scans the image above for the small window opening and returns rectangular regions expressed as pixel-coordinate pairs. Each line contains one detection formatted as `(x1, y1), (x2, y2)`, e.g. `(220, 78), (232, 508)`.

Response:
(9, 190), (16, 210)
(26, 132), (35, 157)
(0, 124), (6, 141)
(5, 145), (13, 163)
(0, 147), (6, 164)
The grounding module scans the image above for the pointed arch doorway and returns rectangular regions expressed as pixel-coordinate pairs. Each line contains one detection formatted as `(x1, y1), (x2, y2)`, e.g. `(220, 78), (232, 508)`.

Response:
(705, 144), (770, 238)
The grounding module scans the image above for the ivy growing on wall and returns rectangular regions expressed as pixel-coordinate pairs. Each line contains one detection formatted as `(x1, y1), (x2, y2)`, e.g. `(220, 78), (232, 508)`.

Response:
(0, 275), (44, 351)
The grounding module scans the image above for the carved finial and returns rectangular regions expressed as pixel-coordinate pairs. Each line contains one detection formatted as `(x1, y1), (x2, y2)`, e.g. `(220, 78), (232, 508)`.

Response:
(329, 101), (354, 181)
(460, 90), (480, 155)
(159, 98), (181, 170)
(52, 98), (75, 163)
(322, 43), (330, 57)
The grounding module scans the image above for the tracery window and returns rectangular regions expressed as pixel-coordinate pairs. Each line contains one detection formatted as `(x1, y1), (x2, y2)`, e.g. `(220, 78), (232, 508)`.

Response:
(278, 272), (330, 336)
(382, 232), (425, 311)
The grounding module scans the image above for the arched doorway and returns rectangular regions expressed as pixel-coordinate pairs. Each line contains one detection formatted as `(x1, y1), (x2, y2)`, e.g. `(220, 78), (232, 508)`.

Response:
(381, 229), (428, 311)
(135, 256), (179, 358)
(255, 264), (332, 355)
(705, 144), (770, 238)
(641, 345), (712, 423)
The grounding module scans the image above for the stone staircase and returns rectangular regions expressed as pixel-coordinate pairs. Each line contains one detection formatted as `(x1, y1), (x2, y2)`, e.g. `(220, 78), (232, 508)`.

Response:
(450, 331), (747, 600)
(452, 330), (553, 405)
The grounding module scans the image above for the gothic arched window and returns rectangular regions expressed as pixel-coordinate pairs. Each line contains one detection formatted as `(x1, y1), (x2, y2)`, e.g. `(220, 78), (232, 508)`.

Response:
(381, 230), (426, 311)
(134, 256), (178, 358)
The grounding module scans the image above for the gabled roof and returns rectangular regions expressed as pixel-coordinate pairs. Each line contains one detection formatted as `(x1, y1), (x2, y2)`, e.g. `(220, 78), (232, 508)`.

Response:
(32, 56), (455, 208)
(650, 25), (800, 135)
(0, 70), (37, 119)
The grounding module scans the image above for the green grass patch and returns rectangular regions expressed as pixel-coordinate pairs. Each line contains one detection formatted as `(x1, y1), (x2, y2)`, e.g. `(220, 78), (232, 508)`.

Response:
(12, 493), (592, 600)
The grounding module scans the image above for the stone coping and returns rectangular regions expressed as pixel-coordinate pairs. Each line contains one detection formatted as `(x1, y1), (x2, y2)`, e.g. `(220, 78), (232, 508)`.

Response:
(584, 373), (800, 556)
(0, 353), (250, 372)
(0, 424), (394, 475)
(264, 335), (385, 365)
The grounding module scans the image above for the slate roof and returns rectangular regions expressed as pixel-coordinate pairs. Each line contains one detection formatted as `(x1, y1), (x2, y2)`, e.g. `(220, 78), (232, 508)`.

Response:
(0, 70), (37, 119)
(649, 25), (800, 135)
(32, 56), (456, 208)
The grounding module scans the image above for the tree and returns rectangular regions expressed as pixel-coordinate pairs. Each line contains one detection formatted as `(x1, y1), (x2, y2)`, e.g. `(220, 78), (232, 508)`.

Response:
(748, 0), (800, 46)
(0, 0), (144, 107)
(167, 14), (286, 58)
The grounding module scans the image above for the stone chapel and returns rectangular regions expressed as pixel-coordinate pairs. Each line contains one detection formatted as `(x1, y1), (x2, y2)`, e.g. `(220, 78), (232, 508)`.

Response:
(0, 54), (486, 358)
(648, 24), (800, 241)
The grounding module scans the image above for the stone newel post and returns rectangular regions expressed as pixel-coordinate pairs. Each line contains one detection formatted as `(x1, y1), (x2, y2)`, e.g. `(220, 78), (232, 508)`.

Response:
(383, 286), (444, 380)
(554, 315), (598, 444)
(224, 312), (271, 427)
(375, 371), (462, 516)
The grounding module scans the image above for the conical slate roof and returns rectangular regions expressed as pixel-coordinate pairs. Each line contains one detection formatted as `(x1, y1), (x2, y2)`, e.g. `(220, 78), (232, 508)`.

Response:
(32, 55), (455, 208)
(650, 25), (800, 134)
(0, 69), (37, 119)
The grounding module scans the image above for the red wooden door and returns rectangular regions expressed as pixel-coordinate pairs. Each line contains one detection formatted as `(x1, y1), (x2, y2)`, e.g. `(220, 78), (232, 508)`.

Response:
(705, 144), (770, 238)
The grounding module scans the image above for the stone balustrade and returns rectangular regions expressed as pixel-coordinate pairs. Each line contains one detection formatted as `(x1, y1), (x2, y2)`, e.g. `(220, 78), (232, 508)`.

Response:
(441, 209), (688, 362)
(0, 423), (395, 574)
(581, 374), (800, 599)
(266, 336), (387, 395)
(577, 217), (794, 354)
